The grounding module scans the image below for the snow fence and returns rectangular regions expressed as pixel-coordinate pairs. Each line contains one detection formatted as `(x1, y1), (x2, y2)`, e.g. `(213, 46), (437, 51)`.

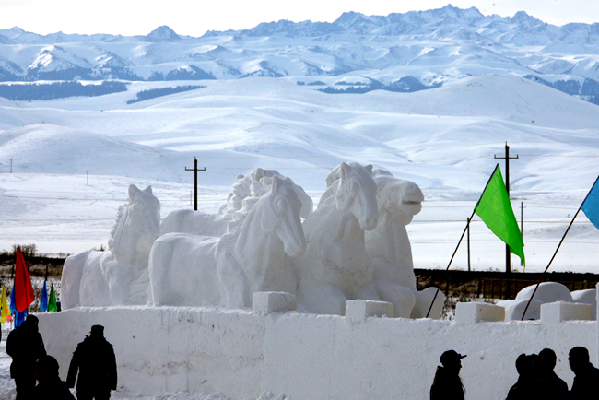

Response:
(38, 289), (599, 400)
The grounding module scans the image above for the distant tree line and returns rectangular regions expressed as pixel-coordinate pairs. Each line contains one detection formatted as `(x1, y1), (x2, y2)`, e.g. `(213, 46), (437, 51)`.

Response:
(0, 81), (128, 100)
(126, 85), (204, 104)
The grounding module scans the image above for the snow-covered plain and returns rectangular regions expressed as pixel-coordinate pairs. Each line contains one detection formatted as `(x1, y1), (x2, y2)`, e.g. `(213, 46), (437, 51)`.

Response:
(1, 74), (599, 274)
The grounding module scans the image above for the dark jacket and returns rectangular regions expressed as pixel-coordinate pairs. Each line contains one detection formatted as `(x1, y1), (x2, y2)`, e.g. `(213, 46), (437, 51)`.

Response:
(571, 362), (599, 398)
(32, 376), (76, 400)
(505, 375), (538, 400)
(66, 335), (117, 394)
(538, 370), (568, 400)
(430, 366), (465, 400)
(6, 320), (47, 379)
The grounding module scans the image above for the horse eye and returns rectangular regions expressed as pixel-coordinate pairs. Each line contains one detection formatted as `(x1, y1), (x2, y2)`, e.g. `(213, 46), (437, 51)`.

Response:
(349, 181), (359, 193)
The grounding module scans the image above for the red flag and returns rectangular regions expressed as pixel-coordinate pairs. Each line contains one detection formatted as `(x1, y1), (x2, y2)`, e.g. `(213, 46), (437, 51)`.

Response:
(14, 247), (34, 312)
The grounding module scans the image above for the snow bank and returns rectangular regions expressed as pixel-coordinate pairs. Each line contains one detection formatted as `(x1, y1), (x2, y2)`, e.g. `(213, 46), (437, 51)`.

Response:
(38, 299), (597, 400)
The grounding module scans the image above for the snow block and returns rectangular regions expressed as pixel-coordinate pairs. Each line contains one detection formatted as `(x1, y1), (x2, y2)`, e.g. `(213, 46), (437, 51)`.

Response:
(571, 288), (596, 320)
(253, 291), (297, 315)
(346, 300), (393, 323)
(455, 301), (505, 324)
(541, 301), (593, 324)
(497, 299), (542, 321)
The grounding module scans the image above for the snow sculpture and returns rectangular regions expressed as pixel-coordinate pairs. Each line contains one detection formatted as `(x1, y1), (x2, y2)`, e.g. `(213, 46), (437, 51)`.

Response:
(159, 209), (229, 237)
(147, 175), (306, 308)
(365, 169), (440, 318)
(61, 185), (160, 308)
(219, 167), (313, 220)
(292, 162), (384, 315)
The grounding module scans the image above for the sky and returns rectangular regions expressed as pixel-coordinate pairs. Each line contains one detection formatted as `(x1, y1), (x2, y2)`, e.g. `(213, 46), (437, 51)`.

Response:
(0, 0), (598, 37)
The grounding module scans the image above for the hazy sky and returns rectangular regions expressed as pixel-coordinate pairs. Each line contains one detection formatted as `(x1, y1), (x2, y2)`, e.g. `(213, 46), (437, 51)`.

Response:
(1, 0), (597, 37)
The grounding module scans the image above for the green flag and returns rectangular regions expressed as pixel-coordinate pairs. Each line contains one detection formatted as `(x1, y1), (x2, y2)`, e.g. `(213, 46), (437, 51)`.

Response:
(475, 165), (525, 266)
(48, 284), (57, 312)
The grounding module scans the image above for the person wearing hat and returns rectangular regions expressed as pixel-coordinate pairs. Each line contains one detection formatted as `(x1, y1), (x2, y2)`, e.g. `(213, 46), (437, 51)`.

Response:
(32, 355), (76, 400)
(6, 314), (47, 400)
(66, 325), (117, 400)
(430, 350), (466, 400)
(568, 346), (599, 397)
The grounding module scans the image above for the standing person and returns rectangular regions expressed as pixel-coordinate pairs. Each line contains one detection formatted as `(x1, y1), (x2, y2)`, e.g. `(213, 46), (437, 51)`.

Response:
(430, 349), (466, 400)
(569, 346), (599, 397)
(32, 355), (76, 400)
(537, 348), (568, 400)
(66, 325), (117, 400)
(505, 354), (540, 400)
(6, 314), (47, 400)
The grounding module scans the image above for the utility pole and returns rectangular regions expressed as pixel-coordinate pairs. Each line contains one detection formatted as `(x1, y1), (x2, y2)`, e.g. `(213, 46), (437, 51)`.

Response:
(521, 202), (524, 267)
(467, 217), (471, 272)
(494, 143), (519, 281)
(185, 157), (206, 211)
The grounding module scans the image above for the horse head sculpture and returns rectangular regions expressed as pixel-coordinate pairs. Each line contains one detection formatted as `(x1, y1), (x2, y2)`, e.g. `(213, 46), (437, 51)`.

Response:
(323, 161), (379, 231)
(110, 184), (160, 268)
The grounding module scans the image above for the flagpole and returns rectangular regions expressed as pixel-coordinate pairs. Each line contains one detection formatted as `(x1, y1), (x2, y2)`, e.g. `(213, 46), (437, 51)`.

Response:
(520, 174), (599, 320)
(520, 206), (582, 320)
(426, 164), (501, 318)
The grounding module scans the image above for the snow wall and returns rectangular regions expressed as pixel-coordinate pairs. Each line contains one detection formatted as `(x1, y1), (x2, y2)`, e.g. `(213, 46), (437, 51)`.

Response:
(38, 303), (597, 400)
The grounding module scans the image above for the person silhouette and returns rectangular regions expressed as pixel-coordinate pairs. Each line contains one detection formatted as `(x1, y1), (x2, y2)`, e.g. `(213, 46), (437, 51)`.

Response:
(6, 314), (47, 400)
(569, 346), (599, 397)
(32, 355), (76, 400)
(537, 348), (567, 400)
(66, 325), (117, 400)
(505, 354), (540, 400)
(430, 349), (466, 400)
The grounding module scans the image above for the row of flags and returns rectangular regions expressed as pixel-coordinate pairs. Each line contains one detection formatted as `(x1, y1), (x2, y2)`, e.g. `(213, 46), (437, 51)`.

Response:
(425, 164), (598, 317)
(476, 164), (599, 268)
(1, 247), (58, 328)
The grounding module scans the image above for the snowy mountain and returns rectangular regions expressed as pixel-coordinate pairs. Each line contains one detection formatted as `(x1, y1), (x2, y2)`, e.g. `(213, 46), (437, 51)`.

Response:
(2, 5), (599, 105)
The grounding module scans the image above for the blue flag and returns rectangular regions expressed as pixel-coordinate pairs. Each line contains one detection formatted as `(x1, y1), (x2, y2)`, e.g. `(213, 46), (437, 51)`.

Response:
(582, 176), (599, 229)
(40, 280), (48, 312)
(9, 288), (16, 314)
(9, 288), (27, 327)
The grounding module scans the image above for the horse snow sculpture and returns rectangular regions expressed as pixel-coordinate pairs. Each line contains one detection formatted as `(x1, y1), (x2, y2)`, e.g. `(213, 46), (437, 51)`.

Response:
(147, 175), (306, 308)
(61, 184), (160, 309)
(292, 162), (383, 315)
(220, 168), (313, 220)
(365, 170), (437, 318)
(159, 209), (229, 237)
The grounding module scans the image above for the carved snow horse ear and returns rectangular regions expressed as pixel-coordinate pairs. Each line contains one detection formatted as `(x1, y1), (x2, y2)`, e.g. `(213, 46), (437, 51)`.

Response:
(261, 176), (282, 232)
(271, 175), (281, 194)
(128, 184), (141, 201)
(365, 164), (373, 174)
(144, 185), (153, 195)
(339, 162), (349, 183)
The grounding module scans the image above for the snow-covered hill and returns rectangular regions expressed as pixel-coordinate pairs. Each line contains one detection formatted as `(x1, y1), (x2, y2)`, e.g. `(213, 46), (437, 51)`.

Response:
(0, 74), (598, 274)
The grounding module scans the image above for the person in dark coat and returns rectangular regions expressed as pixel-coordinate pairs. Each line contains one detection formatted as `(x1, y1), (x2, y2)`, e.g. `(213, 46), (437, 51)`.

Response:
(569, 346), (599, 397)
(6, 314), (47, 400)
(430, 349), (466, 400)
(66, 325), (117, 400)
(537, 348), (568, 400)
(505, 354), (540, 400)
(32, 355), (76, 400)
